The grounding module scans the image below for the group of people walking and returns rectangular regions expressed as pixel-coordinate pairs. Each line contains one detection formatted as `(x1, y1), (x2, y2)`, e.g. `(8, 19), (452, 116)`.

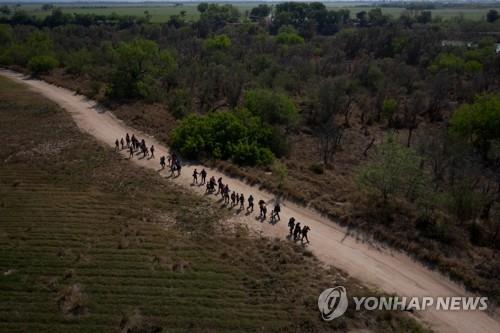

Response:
(288, 217), (311, 244)
(114, 133), (311, 244)
(115, 133), (182, 177)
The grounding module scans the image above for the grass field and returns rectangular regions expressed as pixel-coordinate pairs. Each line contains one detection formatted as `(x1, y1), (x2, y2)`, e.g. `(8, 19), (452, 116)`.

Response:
(0, 76), (428, 332)
(15, 2), (500, 22)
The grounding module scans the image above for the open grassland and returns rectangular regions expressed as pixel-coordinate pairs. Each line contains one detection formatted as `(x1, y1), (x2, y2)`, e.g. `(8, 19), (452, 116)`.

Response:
(0, 76), (428, 332)
(17, 3), (500, 22)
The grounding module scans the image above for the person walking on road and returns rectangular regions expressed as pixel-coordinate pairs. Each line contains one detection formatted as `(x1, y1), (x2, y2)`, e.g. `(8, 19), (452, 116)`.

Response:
(126, 133), (130, 147)
(120, 138), (125, 150)
(301, 225), (311, 244)
(288, 217), (295, 237)
(193, 169), (198, 184)
(160, 156), (166, 169)
(272, 203), (281, 221)
(150, 145), (155, 159)
(115, 139), (120, 151)
(239, 193), (244, 210)
(293, 223), (301, 241)
(128, 145), (134, 158)
(231, 191), (236, 207)
(247, 195), (254, 212)
(200, 169), (207, 185)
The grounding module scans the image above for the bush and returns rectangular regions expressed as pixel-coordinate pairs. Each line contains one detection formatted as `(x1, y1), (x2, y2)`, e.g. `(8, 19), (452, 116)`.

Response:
(276, 32), (304, 45)
(170, 110), (277, 166)
(27, 55), (58, 75)
(243, 88), (298, 127)
(203, 34), (231, 50)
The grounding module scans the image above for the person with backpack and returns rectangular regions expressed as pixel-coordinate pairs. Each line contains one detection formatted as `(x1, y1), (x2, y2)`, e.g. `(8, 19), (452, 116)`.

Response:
(258, 200), (265, 218)
(293, 223), (302, 241)
(301, 225), (311, 244)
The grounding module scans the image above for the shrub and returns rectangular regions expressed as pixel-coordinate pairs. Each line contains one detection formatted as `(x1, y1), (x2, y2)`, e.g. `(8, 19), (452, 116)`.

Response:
(276, 32), (304, 45)
(170, 110), (277, 166)
(27, 55), (59, 75)
(203, 34), (231, 50)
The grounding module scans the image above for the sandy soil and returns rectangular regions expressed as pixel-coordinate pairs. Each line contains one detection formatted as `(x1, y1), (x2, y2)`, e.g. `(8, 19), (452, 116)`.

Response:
(2, 69), (499, 333)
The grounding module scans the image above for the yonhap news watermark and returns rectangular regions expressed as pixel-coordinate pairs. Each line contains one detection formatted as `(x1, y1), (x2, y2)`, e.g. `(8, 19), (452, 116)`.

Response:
(318, 286), (489, 321)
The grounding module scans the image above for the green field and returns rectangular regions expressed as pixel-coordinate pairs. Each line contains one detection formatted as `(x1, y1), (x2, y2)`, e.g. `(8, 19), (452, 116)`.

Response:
(15, 2), (500, 22)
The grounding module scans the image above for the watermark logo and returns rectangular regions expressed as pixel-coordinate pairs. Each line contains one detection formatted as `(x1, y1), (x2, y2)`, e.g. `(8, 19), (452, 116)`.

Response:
(317, 286), (348, 321)
(318, 286), (488, 321)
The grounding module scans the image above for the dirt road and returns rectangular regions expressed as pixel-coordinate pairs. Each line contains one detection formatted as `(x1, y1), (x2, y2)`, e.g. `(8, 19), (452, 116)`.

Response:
(2, 69), (499, 333)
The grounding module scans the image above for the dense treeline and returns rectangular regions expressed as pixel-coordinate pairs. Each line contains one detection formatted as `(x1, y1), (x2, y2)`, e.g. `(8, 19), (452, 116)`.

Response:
(1, 2), (500, 301)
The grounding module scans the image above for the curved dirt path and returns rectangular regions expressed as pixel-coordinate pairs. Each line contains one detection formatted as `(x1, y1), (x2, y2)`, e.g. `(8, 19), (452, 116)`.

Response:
(2, 69), (499, 333)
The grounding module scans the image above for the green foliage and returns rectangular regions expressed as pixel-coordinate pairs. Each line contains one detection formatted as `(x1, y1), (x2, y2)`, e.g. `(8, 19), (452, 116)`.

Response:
(429, 53), (465, 73)
(250, 4), (271, 22)
(27, 55), (59, 75)
(243, 89), (298, 127)
(442, 179), (485, 222)
(108, 39), (176, 100)
(0, 31), (55, 67)
(272, 161), (288, 189)
(64, 49), (92, 75)
(170, 110), (276, 166)
(276, 31), (304, 45)
(357, 136), (426, 202)
(0, 24), (12, 47)
(167, 88), (191, 119)
(198, 3), (240, 32)
(450, 94), (500, 158)
(382, 98), (398, 123)
(203, 34), (231, 50)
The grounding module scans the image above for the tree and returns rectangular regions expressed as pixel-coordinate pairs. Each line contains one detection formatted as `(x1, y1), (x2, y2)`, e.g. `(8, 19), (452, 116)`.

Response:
(203, 34), (231, 50)
(249, 4), (271, 22)
(108, 39), (176, 100)
(357, 135), (425, 202)
(64, 48), (92, 75)
(450, 94), (500, 160)
(243, 89), (298, 127)
(28, 55), (59, 75)
(0, 24), (12, 47)
(0, 5), (10, 15)
(381, 98), (397, 127)
(486, 9), (499, 23)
